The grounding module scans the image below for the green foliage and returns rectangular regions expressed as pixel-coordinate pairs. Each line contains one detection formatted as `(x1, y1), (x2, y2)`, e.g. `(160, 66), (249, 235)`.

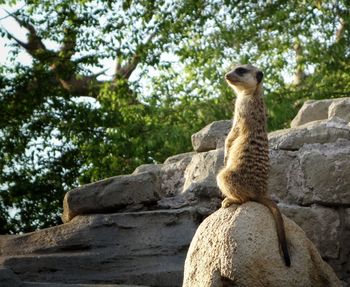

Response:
(0, 0), (349, 233)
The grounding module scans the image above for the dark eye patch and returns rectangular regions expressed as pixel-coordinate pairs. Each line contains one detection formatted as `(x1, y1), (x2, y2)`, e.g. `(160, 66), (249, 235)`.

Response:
(234, 67), (248, 76)
(256, 71), (264, 83)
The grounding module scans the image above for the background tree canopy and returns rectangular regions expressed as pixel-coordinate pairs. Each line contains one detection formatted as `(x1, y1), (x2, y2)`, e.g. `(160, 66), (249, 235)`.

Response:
(0, 0), (349, 233)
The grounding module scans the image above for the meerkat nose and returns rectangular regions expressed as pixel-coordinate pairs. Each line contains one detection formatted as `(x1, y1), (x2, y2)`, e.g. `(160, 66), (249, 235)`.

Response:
(225, 72), (235, 82)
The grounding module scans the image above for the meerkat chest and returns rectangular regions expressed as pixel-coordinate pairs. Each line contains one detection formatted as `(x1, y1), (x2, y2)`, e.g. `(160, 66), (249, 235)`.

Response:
(234, 96), (256, 119)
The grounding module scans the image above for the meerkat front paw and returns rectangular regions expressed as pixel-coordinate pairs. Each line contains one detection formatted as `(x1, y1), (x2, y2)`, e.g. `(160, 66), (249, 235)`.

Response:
(221, 197), (235, 208)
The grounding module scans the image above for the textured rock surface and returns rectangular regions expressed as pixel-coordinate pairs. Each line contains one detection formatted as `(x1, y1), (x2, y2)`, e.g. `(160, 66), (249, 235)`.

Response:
(182, 148), (224, 198)
(1, 98), (350, 286)
(281, 205), (341, 259)
(133, 153), (193, 199)
(0, 267), (23, 287)
(1, 208), (199, 287)
(291, 97), (350, 127)
(191, 120), (231, 152)
(268, 139), (350, 206)
(269, 117), (350, 151)
(62, 172), (161, 223)
(24, 284), (148, 287)
(183, 203), (342, 287)
(329, 98), (350, 122)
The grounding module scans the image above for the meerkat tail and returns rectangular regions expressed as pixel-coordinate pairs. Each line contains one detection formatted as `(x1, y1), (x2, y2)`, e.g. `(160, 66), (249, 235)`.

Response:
(256, 197), (291, 267)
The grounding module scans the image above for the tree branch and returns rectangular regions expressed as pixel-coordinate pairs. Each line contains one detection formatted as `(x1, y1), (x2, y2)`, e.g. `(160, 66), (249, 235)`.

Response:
(3, 11), (105, 98)
(292, 40), (306, 86)
(115, 54), (141, 80)
(114, 31), (156, 80)
(5, 10), (50, 61)
(336, 17), (346, 43)
(61, 27), (77, 59)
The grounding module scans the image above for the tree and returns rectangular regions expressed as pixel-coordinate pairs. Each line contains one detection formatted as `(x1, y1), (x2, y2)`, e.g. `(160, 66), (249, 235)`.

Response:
(0, 0), (349, 233)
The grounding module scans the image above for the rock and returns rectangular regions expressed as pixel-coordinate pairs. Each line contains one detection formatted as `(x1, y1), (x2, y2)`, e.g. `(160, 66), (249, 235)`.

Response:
(269, 139), (350, 206)
(0, 267), (23, 287)
(291, 97), (350, 128)
(160, 153), (193, 198)
(62, 172), (161, 223)
(291, 99), (334, 128)
(183, 202), (342, 287)
(1, 208), (199, 287)
(133, 164), (163, 175)
(134, 153), (193, 199)
(269, 117), (350, 151)
(291, 140), (350, 206)
(345, 209), (350, 230)
(191, 120), (231, 152)
(163, 152), (195, 165)
(157, 148), (224, 211)
(2, 98), (350, 285)
(182, 148), (224, 199)
(281, 204), (340, 259)
(328, 98), (350, 122)
(268, 149), (297, 203)
(24, 284), (148, 287)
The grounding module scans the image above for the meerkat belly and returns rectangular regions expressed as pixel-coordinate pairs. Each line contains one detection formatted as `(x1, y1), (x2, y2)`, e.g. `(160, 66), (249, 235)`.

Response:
(226, 134), (269, 191)
(226, 135), (247, 168)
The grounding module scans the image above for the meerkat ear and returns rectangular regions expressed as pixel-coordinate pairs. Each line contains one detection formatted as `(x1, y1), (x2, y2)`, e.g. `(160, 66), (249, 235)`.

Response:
(256, 71), (264, 83)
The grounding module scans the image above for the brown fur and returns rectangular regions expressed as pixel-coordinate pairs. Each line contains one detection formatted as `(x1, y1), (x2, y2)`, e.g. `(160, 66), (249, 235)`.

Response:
(217, 64), (291, 267)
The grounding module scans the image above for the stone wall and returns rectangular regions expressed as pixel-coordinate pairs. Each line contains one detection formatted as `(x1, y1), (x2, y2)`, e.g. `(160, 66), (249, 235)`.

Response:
(1, 98), (349, 286)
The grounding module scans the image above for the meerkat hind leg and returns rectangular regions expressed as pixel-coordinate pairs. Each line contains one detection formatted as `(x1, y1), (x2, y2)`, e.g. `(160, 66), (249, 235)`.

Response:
(222, 197), (241, 208)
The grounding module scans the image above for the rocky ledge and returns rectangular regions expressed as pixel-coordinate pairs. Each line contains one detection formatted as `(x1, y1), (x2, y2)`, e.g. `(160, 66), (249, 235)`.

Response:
(1, 98), (350, 286)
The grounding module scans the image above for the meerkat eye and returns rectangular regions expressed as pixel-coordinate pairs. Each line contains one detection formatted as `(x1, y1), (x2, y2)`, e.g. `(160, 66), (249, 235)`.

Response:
(256, 71), (264, 83)
(235, 67), (248, 76)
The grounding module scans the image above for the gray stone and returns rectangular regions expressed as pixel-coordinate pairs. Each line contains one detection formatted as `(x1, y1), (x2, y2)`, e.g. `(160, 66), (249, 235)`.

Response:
(133, 154), (193, 199)
(291, 97), (350, 128)
(0, 267), (23, 287)
(24, 284), (147, 287)
(1, 208), (199, 287)
(269, 117), (350, 151)
(156, 148), (224, 209)
(191, 120), (231, 152)
(158, 149), (222, 214)
(345, 209), (350, 230)
(291, 99), (333, 128)
(281, 204), (340, 259)
(163, 152), (195, 165)
(62, 172), (161, 223)
(293, 140), (350, 206)
(183, 202), (341, 287)
(268, 149), (297, 203)
(148, 153), (194, 210)
(160, 153), (193, 198)
(328, 98), (350, 122)
(2, 97), (350, 286)
(182, 148), (224, 199)
(132, 164), (162, 175)
(268, 139), (350, 207)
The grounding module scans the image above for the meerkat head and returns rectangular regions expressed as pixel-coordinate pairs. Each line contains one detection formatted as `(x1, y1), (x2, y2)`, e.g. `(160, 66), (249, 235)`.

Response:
(225, 64), (263, 96)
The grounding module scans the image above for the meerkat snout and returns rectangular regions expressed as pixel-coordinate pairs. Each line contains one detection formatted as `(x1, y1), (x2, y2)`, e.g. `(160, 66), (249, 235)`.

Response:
(225, 65), (264, 95)
(225, 71), (236, 83)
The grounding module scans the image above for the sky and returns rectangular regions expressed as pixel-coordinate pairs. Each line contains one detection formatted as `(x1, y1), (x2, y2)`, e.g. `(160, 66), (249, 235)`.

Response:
(0, 2), (299, 86)
(0, 2), (181, 98)
(0, 3), (119, 81)
(0, 4), (32, 66)
(0, 3), (170, 95)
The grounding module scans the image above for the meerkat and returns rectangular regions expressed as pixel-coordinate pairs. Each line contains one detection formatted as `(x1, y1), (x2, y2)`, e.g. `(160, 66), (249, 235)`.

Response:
(216, 64), (291, 267)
